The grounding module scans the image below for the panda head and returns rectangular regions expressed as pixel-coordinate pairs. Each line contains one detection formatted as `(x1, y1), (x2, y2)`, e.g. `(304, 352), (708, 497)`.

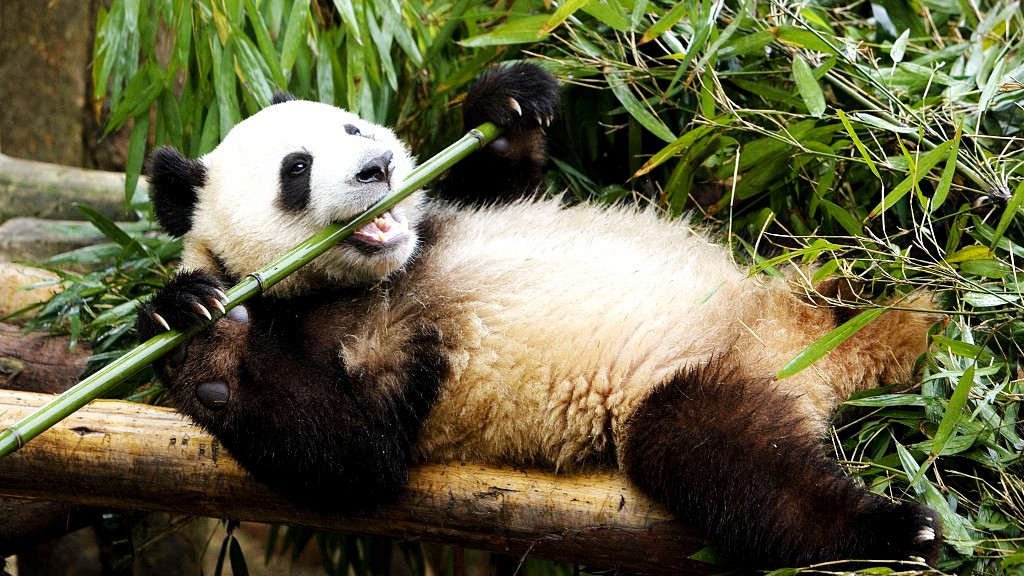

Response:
(146, 94), (421, 295)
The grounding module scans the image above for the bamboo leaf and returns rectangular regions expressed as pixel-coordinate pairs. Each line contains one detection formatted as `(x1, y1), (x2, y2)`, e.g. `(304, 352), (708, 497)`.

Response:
(989, 177), (1024, 252)
(792, 54), (826, 117)
(582, 0), (631, 31)
(459, 15), (549, 47)
(776, 308), (885, 380)
(836, 109), (880, 179)
(76, 206), (133, 249)
(890, 29), (910, 63)
(124, 111), (150, 206)
(930, 366), (974, 459)
(640, 1), (687, 44)
(633, 124), (717, 177)
(931, 122), (961, 212)
(605, 69), (676, 143)
(868, 140), (953, 219)
(280, 0), (310, 78)
(542, 0), (590, 35)
(331, 0), (363, 45)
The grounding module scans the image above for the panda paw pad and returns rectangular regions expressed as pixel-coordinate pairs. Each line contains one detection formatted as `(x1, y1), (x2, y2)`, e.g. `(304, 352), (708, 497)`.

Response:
(464, 62), (559, 132)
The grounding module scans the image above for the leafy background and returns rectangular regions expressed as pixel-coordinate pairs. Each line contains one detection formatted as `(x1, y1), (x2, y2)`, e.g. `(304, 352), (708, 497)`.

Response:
(29, 0), (1024, 573)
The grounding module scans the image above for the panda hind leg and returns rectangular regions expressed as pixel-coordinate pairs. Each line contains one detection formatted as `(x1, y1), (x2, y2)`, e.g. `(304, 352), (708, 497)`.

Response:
(619, 362), (942, 569)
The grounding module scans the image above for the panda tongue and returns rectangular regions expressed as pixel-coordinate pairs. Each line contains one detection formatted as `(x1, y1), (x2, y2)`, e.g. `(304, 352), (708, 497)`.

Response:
(353, 211), (404, 244)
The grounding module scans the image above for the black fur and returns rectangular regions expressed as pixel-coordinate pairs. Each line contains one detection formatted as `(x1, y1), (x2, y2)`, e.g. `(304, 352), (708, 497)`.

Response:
(437, 63), (559, 205)
(277, 150), (314, 212)
(136, 270), (227, 340)
(143, 271), (447, 510)
(271, 91), (296, 105)
(145, 147), (208, 236)
(620, 361), (942, 569)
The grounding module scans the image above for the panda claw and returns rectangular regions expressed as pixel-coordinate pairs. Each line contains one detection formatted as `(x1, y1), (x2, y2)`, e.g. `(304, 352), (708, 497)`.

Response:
(208, 297), (226, 315)
(193, 303), (213, 321)
(213, 288), (229, 302)
(508, 97), (522, 116)
(151, 312), (171, 332)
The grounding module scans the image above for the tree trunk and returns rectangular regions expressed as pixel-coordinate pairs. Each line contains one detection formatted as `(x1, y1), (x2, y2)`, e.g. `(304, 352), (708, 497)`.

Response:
(0, 390), (714, 574)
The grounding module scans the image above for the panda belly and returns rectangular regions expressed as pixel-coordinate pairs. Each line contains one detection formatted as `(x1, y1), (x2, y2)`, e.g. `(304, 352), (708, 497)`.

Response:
(409, 200), (779, 468)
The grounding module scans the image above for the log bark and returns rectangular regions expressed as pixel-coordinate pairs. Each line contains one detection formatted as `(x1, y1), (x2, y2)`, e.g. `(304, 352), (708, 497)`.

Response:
(0, 390), (714, 574)
(0, 324), (89, 393)
(0, 153), (139, 221)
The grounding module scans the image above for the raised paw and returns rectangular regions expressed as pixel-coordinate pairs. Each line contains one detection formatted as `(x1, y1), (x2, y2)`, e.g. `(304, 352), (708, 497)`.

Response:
(136, 270), (230, 341)
(463, 63), (559, 134)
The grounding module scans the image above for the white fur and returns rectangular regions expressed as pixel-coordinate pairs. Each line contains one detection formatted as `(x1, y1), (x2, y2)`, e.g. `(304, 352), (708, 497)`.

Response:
(183, 100), (423, 294)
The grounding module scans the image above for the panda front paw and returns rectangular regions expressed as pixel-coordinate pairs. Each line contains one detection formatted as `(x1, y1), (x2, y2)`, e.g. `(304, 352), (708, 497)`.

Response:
(137, 271), (231, 341)
(463, 63), (559, 133)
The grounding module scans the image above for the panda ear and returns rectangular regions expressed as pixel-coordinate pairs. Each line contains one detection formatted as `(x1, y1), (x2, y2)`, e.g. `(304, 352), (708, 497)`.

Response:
(145, 147), (207, 237)
(271, 92), (296, 105)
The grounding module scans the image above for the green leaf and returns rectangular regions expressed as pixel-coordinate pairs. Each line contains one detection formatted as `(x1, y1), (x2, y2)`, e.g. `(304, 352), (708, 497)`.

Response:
(280, 0), (310, 78)
(868, 140), (953, 219)
(836, 109), (880, 179)
(633, 124), (717, 177)
(890, 29), (910, 62)
(582, 0), (631, 31)
(776, 308), (885, 380)
(989, 176), (1024, 252)
(640, 1), (687, 44)
(459, 15), (549, 47)
(542, 0), (590, 35)
(792, 54), (826, 117)
(124, 111), (150, 207)
(331, 0), (362, 45)
(931, 122), (961, 212)
(845, 394), (926, 408)
(76, 206), (133, 248)
(605, 69), (676, 143)
(930, 366), (974, 459)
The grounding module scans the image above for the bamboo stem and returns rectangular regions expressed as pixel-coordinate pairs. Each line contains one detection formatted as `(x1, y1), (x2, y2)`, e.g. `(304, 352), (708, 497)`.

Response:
(0, 122), (502, 459)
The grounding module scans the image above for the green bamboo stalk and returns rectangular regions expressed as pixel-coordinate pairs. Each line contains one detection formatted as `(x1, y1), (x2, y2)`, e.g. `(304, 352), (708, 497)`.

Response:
(0, 122), (502, 459)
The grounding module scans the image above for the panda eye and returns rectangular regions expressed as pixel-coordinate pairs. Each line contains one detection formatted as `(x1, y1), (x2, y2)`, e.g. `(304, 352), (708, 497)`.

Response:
(280, 151), (313, 181)
(344, 124), (361, 136)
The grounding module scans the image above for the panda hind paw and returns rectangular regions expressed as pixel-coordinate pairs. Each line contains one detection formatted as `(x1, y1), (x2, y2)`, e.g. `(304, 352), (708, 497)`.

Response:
(137, 271), (230, 341)
(464, 62), (559, 132)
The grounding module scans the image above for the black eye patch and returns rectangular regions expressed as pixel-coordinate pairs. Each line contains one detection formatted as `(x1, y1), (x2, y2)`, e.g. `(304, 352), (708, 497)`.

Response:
(278, 150), (314, 212)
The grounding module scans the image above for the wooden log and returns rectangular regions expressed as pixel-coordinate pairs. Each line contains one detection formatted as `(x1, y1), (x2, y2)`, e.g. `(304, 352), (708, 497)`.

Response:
(0, 153), (139, 222)
(0, 390), (714, 574)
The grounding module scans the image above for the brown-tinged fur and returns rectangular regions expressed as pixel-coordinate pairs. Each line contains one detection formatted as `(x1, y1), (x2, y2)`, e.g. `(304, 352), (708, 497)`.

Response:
(138, 64), (943, 569)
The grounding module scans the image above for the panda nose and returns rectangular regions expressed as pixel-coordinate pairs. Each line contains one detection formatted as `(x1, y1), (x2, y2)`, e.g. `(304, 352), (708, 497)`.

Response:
(356, 151), (393, 184)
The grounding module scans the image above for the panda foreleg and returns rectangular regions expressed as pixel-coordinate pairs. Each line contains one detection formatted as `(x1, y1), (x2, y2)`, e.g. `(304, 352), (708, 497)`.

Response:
(436, 62), (560, 205)
(619, 361), (942, 570)
(137, 271), (438, 511)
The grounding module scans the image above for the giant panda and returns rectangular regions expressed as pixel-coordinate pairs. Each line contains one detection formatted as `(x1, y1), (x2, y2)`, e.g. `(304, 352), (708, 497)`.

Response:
(137, 63), (943, 569)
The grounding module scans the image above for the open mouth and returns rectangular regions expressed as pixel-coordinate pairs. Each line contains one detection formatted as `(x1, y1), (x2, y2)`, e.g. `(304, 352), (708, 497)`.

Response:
(347, 210), (409, 249)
